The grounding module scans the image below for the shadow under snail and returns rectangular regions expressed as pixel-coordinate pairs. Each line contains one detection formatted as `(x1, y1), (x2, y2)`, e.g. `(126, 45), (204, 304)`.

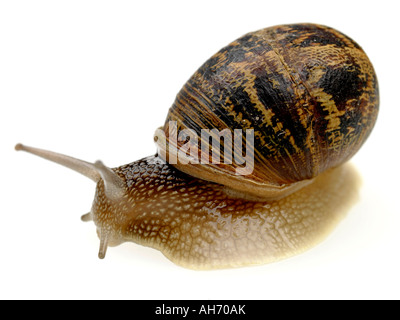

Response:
(16, 23), (379, 270)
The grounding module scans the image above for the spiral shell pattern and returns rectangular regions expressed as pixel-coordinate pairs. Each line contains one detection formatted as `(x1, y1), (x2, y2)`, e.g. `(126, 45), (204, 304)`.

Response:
(163, 23), (379, 195)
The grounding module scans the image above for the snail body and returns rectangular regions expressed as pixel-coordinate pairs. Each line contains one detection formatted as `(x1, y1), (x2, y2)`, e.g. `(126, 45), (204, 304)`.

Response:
(16, 23), (378, 269)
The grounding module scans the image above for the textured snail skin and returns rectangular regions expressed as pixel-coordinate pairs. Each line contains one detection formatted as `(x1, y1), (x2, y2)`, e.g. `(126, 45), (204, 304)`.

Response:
(15, 23), (378, 269)
(91, 156), (360, 269)
(162, 23), (378, 199)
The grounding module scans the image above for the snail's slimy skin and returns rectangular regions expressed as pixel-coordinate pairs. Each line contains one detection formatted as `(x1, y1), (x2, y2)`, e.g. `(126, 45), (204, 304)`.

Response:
(15, 23), (375, 269)
(91, 156), (360, 270)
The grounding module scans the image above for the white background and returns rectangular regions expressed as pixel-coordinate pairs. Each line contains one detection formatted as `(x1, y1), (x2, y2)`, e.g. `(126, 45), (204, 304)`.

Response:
(1, 0), (399, 300)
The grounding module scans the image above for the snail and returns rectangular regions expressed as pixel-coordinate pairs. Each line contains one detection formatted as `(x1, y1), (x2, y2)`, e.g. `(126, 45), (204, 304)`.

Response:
(16, 23), (379, 270)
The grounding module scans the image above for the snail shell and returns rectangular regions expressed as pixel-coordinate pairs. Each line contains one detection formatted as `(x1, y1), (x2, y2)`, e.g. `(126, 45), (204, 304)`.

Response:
(158, 23), (378, 200)
(16, 23), (378, 269)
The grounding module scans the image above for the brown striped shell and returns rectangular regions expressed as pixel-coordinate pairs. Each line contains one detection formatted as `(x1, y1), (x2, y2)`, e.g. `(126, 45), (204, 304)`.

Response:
(157, 23), (379, 200)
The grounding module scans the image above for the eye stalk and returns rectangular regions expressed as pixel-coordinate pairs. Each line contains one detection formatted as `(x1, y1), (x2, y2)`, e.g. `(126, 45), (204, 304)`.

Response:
(15, 143), (101, 182)
(15, 143), (128, 259)
(15, 144), (126, 200)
